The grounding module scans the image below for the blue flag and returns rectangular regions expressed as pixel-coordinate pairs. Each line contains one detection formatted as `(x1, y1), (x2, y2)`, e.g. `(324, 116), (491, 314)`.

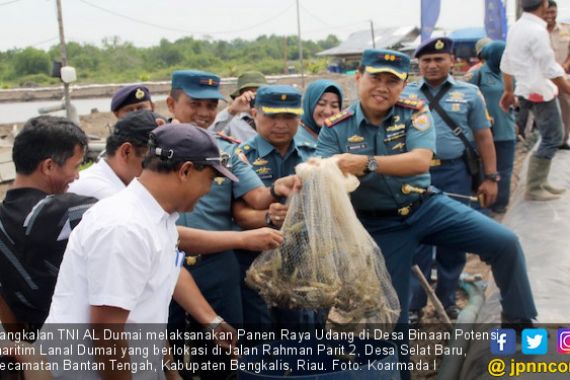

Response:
(421, 0), (441, 42)
(485, 0), (508, 40)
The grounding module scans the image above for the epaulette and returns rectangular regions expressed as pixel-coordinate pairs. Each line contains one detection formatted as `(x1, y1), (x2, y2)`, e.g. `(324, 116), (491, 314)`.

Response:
(216, 132), (242, 145)
(397, 97), (425, 110)
(324, 108), (354, 128)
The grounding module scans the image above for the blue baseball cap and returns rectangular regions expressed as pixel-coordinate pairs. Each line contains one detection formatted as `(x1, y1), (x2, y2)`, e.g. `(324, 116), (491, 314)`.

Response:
(360, 49), (410, 80)
(254, 85), (303, 115)
(111, 85), (151, 112)
(171, 70), (225, 100)
(414, 37), (454, 58)
(149, 123), (238, 182)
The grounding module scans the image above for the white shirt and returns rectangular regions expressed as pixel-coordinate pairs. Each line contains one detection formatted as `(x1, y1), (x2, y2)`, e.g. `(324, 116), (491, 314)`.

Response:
(209, 107), (257, 142)
(68, 159), (125, 199)
(501, 12), (565, 102)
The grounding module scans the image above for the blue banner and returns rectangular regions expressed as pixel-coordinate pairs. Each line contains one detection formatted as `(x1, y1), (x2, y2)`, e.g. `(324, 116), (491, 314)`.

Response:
(485, 0), (508, 40)
(421, 0), (441, 42)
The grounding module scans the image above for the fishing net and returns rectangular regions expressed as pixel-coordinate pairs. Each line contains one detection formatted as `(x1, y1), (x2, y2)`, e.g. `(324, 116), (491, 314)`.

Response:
(246, 157), (400, 329)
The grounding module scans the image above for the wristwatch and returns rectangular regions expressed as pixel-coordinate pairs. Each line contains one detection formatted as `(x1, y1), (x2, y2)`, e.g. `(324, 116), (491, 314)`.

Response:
(484, 172), (501, 182)
(364, 155), (378, 174)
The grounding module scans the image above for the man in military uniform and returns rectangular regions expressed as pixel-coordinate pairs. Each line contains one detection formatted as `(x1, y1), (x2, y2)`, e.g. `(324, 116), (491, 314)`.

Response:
(209, 71), (268, 142)
(232, 85), (316, 328)
(316, 49), (536, 377)
(404, 37), (499, 323)
(166, 70), (298, 379)
(110, 84), (154, 119)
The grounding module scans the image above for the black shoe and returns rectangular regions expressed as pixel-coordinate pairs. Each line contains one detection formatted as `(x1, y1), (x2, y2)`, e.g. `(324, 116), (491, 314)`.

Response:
(501, 314), (535, 335)
(409, 310), (423, 326)
(445, 305), (460, 320)
(559, 143), (570, 150)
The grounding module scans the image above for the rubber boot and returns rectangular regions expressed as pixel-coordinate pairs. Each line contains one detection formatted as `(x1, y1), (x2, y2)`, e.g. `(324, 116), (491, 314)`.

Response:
(525, 156), (561, 201)
(540, 157), (566, 194)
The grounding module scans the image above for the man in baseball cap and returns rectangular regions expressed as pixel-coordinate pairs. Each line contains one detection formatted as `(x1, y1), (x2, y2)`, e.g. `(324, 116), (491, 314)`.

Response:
(111, 84), (154, 118)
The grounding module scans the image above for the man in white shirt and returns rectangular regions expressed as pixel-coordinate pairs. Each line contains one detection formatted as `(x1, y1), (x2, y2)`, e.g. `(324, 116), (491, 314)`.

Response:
(45, 123), (239, 379)
(500, 0), (570, 201)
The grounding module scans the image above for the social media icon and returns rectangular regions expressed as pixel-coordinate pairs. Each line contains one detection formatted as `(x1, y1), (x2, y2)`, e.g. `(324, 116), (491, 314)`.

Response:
(490, 328), (516, 355)
(522, 328), (548, 354)
(557, 329), (570, 354)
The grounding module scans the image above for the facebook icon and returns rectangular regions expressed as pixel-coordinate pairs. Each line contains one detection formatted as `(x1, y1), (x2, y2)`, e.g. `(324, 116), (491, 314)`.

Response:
(491, 328), (517, 355)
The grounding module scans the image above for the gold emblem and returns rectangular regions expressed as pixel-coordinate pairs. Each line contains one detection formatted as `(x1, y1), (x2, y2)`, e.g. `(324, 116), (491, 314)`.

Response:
(386, 124), (405, 132)
(412, 113), (431, 131)
(208, 78), (213, 85)
(435, 40), (445, 50)
(135, 88), (145, 100)
(394, 115), (401, 122)
(398, 206), (411, 216)
(256, 167), (271, 175)
(281, 94), (287, 101)
(243, 145), (251, 151)
(347, 135), (365, 143)
(214, 177), (225, 185)
(253, 158), (268, 166)
(452, 103), (461, 112)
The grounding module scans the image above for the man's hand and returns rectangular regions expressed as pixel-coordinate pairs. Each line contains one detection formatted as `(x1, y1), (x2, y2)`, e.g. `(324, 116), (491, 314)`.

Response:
(228, 90), (255, 116)
(240, 227), (284, 251)
(477, 180), (498, 208)
(273, 175), (302, 198)
(334, 153), (368, 176)
(499, 91), (516, 113)
(268, 203), (288, 228)
(213, 322), (238, 358)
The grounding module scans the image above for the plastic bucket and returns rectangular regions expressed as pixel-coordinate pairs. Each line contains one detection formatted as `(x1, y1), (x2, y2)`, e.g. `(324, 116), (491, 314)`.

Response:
(237, 339), (400, 380)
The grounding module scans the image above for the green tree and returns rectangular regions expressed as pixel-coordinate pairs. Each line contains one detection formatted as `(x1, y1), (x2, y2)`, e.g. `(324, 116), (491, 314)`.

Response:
(13, 47), (50, 76)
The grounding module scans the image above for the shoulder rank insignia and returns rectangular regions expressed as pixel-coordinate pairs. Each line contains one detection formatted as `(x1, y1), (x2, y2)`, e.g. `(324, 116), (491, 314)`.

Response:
(252, 157), (269, 166)
(396, 97), (424, 110)
(216, 132), (242, 145)
(324, 108), (354, 128)
(347, 135), (365, 143)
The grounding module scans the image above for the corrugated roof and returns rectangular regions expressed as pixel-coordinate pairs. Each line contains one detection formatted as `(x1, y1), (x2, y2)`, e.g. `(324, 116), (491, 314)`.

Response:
(317, 26), (420, 57)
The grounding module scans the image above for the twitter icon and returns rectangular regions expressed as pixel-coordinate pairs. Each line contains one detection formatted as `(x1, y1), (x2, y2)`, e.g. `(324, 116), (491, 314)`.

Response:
(522, 328), (548, 355)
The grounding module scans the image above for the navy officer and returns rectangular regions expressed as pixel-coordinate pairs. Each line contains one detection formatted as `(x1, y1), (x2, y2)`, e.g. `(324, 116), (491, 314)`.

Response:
(316, 48), (536, 378)
(404, 37), (498, 324)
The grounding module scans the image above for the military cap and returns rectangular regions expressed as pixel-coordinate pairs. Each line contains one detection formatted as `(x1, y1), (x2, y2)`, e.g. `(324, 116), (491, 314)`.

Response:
(112, 109), (165, 145)
(414, 37), (454, 58)
(149, 123), (238, 182)
(171, 70), (225, 100)
(360, 49), (410, 80)
(230, 71), (268, 99)
(254, 85), (303, 115)
(110, 85), (151, 112)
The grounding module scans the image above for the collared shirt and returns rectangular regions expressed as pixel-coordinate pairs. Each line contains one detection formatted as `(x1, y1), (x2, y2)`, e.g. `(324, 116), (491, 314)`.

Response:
(295, 123), (319, 146)
(466, 67), (516, 142)
(209, 107), (257, 142)
(316, 100), (435, 211)
(501, 12), (565, 102)
(177, 135), (263, 231)
(549, 23), (570, 65)
(46, 179), (180, 325)
(68, 158), (125, 200)
(241, 133), (316, 186)
(405, 75), (492, 159)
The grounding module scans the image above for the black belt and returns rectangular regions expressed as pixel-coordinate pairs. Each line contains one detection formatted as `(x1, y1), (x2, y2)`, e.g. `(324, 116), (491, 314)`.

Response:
(356, 194), (431, 218)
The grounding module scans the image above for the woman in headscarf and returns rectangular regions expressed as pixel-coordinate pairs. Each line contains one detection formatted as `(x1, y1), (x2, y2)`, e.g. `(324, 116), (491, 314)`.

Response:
(466, 40), (516, 213)
(296, 79), (344, 144)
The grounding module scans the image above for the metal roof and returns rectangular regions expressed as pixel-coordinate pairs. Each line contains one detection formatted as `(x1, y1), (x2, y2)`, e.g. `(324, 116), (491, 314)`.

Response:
(317, 26), (420, 57)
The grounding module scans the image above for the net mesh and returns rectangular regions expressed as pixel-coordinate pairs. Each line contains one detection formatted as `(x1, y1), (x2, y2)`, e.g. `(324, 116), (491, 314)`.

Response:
(246, 157), (400, 329)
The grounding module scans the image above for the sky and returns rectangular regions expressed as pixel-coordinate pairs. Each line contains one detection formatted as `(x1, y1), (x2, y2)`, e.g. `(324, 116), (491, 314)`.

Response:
(1, 0), (570, 51)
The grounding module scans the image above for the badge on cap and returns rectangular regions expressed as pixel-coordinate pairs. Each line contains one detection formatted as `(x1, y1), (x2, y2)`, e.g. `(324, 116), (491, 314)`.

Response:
(435, 40), (445, 50)
(135, 88), (145, 100)
(281, 94), (287, 101)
